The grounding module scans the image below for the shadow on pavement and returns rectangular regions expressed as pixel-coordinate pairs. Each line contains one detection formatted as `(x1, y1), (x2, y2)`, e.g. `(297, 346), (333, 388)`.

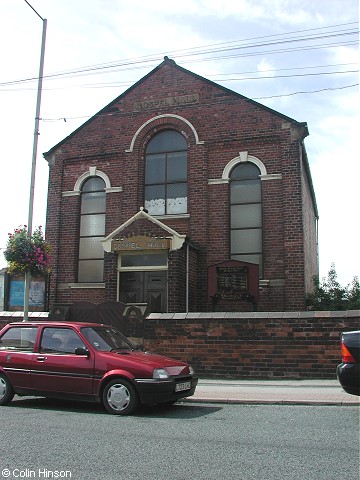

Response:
(9, 395), (222, 419)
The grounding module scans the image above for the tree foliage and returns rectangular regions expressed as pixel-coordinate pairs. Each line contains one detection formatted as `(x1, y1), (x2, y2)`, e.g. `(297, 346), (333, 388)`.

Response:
(306, 263), (360, 311)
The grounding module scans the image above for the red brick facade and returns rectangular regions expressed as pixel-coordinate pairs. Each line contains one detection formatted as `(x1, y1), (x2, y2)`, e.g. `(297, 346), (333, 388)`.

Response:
(44, 57), (318, 313)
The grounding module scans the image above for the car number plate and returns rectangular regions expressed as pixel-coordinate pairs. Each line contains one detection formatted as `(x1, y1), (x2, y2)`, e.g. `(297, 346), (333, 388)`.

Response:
(175, 381), (191, 392)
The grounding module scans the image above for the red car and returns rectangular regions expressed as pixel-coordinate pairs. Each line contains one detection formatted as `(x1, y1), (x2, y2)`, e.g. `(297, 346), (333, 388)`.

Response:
(0, 321), (198, 415)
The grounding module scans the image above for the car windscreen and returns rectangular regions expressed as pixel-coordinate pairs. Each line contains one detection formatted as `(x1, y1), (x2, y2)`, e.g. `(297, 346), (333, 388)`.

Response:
(80, 327), (135, 351)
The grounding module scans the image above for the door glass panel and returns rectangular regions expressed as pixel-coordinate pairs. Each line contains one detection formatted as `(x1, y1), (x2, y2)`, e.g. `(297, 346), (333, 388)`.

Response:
(0, 327), (38, 351)
(40, 327), (86, 354)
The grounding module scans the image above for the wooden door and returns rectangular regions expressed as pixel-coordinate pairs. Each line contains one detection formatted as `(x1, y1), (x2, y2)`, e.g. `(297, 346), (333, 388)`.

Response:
(120, 271), (167, 313)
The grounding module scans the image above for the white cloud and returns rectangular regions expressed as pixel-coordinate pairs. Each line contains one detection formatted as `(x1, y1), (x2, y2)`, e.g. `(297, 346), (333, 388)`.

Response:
(257, 59), (276, 76)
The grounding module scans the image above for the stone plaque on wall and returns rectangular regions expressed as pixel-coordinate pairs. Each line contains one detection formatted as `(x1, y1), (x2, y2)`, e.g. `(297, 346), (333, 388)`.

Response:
(216, 266), (248, 299)
(208, 260), (259, 304)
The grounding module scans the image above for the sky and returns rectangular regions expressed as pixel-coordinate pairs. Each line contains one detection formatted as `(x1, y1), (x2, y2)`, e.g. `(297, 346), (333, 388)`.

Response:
(0, 0), (359, 286)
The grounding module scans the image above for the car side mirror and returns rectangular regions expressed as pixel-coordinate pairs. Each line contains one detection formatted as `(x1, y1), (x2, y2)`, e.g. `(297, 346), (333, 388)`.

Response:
(75, 347), (89, 356)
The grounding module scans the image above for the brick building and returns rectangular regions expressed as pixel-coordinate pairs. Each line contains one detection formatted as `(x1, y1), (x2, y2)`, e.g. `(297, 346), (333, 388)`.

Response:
(44, 57), (318, 314)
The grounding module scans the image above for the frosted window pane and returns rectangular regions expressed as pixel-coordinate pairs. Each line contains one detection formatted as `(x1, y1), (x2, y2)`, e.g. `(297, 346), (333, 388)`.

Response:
(145, 185), (165, 215)
(231, 204), (262, 228)
(79, 237), (104, 259)
(231, 229), (262, 253)
(231, 163), (260, 179)
(80, 214), (105, 236)
(167, 183), (187, 214)
(122, 254), (167, 267)
(231, 254), (263, 276)
(147, 130), (187, 153)
(167, 152), (187, 182)
(78, 260), (104, 282)
(146, 155), (165, 184)
(231, 180), (261, 203)
(82, 177), (105, 192)
(81, 192), (106, 214)
(231, 253), (262, 265)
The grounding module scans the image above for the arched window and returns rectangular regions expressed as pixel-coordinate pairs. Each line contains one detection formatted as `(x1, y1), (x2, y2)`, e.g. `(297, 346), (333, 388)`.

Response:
(230, 163), (263, 276)
(78, 177), (106, 282)
(145, 130), (188, 215)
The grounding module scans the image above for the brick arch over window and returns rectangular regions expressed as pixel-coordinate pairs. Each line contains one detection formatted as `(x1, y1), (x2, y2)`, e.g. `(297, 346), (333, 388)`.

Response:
(222, 152), (267, 180)
(74, 167), (111, 193)
(125, 114), (204, 153)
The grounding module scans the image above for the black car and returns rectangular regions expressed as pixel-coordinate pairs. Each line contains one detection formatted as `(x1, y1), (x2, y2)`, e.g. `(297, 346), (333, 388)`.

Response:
(336, 330), (360, 396)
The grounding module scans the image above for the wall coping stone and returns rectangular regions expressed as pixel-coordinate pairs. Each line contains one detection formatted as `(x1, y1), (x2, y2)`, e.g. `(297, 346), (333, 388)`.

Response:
(0, 311), (49, 318)
(0, 310), (358, 322)
(145, 311), (359, 321)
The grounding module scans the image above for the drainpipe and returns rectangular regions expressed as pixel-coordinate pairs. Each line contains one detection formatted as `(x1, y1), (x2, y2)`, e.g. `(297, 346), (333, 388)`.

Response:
(186, 242), (189, 313)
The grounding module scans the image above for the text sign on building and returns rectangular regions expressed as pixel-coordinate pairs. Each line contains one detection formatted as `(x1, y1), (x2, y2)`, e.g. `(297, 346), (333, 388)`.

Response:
(208, 260), (259, 304)
(112, 235), (171, 252)
(216, 266), (248, 298)
(134, 94), (199, 111)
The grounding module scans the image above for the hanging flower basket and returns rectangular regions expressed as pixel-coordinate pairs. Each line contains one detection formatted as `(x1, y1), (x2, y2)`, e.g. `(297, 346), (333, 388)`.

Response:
(3, 226), (51, 277)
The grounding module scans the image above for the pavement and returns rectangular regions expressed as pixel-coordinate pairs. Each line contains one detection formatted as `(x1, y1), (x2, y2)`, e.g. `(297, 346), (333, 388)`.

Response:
(185, 378), (360, 406)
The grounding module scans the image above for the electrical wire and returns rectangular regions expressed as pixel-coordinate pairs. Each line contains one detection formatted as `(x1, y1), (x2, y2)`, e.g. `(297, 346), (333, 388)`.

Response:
(0, 22), (358, 87)
(39, 82), (359, 124)
(1, 67), (357, 92)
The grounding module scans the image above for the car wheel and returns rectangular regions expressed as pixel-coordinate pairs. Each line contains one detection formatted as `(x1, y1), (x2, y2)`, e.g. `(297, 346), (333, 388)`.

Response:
(102, 378), (139, 415)
(0, 374), (15, 406)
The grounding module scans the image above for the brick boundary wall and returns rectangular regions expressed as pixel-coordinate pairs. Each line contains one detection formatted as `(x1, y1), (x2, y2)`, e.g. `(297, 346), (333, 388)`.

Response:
(1, 310), (359, 379)
(143, 311), (360, 379)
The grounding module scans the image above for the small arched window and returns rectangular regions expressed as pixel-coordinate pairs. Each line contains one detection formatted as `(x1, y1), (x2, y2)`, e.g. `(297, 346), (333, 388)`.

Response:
(78, 177), (106, 282)
(230, 163), (263, 276)
(145, 130), (188, 215)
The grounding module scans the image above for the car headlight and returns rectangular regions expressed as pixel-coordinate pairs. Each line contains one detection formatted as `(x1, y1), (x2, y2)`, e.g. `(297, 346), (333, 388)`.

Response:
(153, 368), (169, 379)
(189, 365), (195, 375)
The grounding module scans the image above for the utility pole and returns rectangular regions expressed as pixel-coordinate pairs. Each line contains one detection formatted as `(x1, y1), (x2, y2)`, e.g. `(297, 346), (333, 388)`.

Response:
(23, 1), (47, 321)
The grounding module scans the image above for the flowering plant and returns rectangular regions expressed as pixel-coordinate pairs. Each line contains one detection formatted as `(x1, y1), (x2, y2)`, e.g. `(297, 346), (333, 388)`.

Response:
(3, 225), (51, 276)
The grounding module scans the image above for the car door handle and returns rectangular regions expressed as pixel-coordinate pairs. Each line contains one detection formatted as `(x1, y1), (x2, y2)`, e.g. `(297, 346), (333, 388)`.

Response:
(37, 356), (47, 362)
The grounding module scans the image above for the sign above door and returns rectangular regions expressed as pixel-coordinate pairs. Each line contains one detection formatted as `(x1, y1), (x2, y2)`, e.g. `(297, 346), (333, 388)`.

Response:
(112, 235), (171, 252)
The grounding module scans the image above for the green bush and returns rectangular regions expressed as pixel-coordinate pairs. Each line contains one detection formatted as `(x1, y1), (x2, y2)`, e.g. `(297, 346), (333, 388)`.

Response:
(306, 263), (360, 311)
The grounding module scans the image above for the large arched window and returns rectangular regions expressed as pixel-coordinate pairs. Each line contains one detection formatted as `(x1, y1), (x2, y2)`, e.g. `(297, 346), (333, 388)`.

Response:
(145, 130), (188, 215)
(78, 176), (106, 282)
(230, 163), (263, 275)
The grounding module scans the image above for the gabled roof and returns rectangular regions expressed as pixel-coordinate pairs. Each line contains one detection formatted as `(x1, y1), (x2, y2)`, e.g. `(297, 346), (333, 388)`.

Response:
(43, 56), (308, 158)
(101, 207), (186, 252)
